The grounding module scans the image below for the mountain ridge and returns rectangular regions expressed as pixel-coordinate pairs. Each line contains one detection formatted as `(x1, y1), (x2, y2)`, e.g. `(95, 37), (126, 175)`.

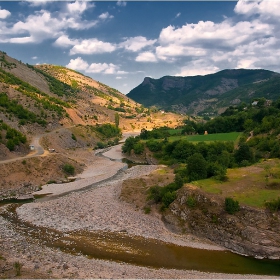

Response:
(127, 69), (280, 115)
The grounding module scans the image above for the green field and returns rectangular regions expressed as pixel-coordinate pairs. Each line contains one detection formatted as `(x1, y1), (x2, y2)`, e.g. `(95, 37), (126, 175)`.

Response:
(193, 159), (280, 208)
(168, 132), (242, 143)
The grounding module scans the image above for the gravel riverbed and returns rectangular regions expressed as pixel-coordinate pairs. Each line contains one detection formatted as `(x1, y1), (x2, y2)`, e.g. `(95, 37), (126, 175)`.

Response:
(0, 146), (277, 278)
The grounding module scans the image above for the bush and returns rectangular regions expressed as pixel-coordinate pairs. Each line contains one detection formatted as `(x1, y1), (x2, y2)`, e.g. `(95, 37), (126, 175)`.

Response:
(265, 197), (280, 211)
(71, 133), (77, 141)
(225, 197), (240, 214)
(133, 142), (144, 154)
(6, 139), (15, 151)
(186, 195), (197, 208)
(62, 164), (75, 175)
(13, 261), (22, 276)
(148, 185), (162, 203)
(143, 206), (151, 214)
(96, 141), (106, 149)
(162, 191), (176, 208)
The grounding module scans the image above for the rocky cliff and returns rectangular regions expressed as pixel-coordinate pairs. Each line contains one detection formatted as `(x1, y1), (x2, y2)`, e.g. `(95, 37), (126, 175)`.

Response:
(164, 186), (280, 259)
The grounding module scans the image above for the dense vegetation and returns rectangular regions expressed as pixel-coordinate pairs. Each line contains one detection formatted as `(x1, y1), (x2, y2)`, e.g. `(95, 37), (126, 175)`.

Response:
(183, 98), (280, 159)
(123, 98), (280, 211)
(0, 120), (27, 151)
(94, 123), (121, 138)
(93, 123), (121, 149)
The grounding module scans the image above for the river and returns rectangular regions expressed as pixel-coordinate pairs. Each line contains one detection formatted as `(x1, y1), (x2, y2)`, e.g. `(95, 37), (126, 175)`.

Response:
(1, 141), (280, 278)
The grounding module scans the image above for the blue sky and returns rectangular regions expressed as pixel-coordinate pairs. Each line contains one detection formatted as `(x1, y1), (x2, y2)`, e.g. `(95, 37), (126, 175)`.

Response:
(0, 1), (280, 94)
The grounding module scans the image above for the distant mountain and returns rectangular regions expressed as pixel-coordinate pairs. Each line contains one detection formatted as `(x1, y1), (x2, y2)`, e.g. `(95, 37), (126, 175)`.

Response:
(127, 69), (280, 115)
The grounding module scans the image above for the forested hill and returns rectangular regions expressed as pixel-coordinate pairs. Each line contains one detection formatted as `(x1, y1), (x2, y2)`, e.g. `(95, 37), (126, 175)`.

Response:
(127, 69), (280, 116)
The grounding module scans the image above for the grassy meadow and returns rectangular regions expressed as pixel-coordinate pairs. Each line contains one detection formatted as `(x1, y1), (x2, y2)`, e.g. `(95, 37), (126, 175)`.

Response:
(168, 132), (242, 143)
(193, 158), (280, 208)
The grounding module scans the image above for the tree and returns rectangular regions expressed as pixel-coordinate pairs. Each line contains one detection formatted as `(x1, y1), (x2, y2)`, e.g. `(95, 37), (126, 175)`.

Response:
(62, 164), (75, 175)
(133, 142), (144, 154)
(114, 113), (120, 128)
(234, 143), (254, 165)
(186, 153), (207, 182)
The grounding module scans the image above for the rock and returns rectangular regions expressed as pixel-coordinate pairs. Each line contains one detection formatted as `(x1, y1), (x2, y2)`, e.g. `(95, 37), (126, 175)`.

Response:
(167, 187), (280, 259)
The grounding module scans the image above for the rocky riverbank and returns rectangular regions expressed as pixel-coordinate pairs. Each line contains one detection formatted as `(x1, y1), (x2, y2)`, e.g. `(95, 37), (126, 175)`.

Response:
(0, 144), (279, 278)
(167, 186), (280, 259)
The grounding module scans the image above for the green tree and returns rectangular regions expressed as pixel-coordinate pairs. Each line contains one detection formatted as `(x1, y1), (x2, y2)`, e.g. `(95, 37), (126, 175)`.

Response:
(186, 153), (207, 182)
(62, 164), (75, 175)
(114, 113), (120, 128)
(225, 197), (240, 214)
(133, 142), (144, 154)
(234, 143), (254, 165)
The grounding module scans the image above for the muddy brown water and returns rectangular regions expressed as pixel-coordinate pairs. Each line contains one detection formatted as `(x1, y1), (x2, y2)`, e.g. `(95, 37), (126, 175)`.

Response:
(2, 204), (280, 276)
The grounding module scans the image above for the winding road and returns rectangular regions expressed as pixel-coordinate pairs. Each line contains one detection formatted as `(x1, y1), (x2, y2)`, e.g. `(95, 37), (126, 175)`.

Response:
(0, 130), (139, 165)
(0, 134), (46, 165)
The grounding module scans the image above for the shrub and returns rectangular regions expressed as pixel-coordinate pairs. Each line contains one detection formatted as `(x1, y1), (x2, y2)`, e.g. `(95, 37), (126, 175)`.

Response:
(96, 141), (106, 149)
(13, 261), (22, 276)
(6, 139), (15, 151)
(186, 195), (197, 208)
(71, 133), (77, 141)
(148, 185), (162, 203)
(133, 142), (144, 154)
(162, 191), (176, 208)
(265, 197), (280, 211)
(225, 197), (240, 214)
(143, 206), (151, 214)
(62, 164), (75, 175)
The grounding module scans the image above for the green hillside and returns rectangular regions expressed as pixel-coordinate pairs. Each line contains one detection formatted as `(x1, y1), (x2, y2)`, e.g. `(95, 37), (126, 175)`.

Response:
(127, 69), (280, 115)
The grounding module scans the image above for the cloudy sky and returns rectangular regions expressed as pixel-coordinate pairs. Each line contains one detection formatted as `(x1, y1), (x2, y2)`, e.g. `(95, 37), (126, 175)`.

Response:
(0, 0), (279, 94)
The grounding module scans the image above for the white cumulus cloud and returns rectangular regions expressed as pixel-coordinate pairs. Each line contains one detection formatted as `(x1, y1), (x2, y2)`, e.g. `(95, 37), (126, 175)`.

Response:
(66, 57), (89, 71)
(154, 0), (280, 75)
(136, 51), (157, 62)
(67, 1), (94, 15)
(120, 36), (157, 52)
(234, 0), (280, 19)
(69, 38), (116, 55)
(66, 57), (127, 75)
(54, 35), (78, 48)
(0, 8), (11, 19)
(1, 2), (97, 44)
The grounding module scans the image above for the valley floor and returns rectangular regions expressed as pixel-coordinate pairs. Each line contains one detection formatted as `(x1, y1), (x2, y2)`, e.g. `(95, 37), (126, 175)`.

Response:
(0, 143), (277, 279)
